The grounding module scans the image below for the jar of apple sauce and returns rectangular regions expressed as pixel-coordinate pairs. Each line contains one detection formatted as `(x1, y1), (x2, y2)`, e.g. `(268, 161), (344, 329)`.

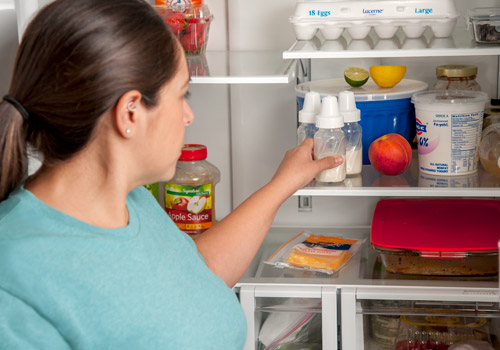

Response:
(164, 144), (220, 237)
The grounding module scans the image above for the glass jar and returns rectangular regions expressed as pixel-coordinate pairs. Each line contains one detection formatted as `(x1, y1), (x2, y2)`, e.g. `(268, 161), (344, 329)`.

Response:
(479, 124), (500, 178)
(432, 64), (481, 91)
(483, 99), (500, 130)
(164, 144), (220, 237)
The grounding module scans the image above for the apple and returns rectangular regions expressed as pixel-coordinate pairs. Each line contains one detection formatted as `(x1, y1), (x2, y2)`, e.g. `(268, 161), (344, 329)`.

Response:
(187, 196), (206, 215)
(368, 133), (412, 176)
(172, 197), (188, 211)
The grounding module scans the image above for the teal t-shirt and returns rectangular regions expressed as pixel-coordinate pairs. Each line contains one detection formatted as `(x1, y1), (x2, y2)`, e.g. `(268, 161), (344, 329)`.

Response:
(0, 187), (246, 349)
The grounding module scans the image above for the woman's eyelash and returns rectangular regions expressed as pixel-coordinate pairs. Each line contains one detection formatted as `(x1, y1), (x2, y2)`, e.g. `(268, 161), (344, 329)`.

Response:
(184, 91), (191, 99)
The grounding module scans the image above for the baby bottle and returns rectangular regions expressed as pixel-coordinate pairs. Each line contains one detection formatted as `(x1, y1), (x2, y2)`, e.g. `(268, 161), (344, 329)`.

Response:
(297, 91), (321, 145)
(339, 91), (362, 175)
(314, 96), (346, 183)
(479, 124), (500, 177)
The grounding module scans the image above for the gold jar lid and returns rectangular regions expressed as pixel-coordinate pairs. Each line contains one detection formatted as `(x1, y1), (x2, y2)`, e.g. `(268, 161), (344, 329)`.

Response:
(436, 64), (478, 78)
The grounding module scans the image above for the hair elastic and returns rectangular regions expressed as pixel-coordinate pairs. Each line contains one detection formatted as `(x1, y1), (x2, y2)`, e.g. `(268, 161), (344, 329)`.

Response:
(2, 95), (30, 121)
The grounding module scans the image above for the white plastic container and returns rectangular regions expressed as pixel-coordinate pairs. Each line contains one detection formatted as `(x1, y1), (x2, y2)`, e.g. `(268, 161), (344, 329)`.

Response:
(411, 90), (490, 176)
(290, 0), (459, 41)
(314, 96), (346, 183)
(297, 91), (321, 145)
(339, 91), (362, 175)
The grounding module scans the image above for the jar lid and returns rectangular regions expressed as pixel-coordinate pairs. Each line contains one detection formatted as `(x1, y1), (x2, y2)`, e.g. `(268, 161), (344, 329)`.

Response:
(436, 64), (478, 78)
(179, 144), (207, 161)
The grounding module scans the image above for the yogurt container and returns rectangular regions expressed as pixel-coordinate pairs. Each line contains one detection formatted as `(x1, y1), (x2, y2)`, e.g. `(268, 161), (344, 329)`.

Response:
(411, 90), (490, 176)
(290, 0), (458, 41)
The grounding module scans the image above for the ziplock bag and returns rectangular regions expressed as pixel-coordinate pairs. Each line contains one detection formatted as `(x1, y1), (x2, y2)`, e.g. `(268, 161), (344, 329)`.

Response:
(265, 232), (365, 275)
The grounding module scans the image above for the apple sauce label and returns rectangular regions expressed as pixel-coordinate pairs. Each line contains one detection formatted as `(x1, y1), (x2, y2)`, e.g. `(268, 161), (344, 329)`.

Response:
(164, 184), (213, 235)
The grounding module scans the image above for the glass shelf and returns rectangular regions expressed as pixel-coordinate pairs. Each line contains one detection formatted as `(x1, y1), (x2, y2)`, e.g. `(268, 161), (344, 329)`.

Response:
(294, 151), (500, 198)
(188, 51), (296, 84)
(283, 27), (500, 59)
(236, 227), (499, 298)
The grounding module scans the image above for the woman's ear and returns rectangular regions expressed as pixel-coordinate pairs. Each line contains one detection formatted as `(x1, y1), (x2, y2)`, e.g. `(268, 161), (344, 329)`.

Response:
(114, 90), (143, 138)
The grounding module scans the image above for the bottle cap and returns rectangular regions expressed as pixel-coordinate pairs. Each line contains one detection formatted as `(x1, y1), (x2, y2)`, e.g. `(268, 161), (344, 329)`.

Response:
(299, 91), (321, 124)
(179, 144), (207, 161)
(316, 96), (344, 129)
(339, 90), (360, 122)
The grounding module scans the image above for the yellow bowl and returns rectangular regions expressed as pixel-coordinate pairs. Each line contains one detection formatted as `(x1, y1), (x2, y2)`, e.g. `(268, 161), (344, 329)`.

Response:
(369, 66), (406, 88)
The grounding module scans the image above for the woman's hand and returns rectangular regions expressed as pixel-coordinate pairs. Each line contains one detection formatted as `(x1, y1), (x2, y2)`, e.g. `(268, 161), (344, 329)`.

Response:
(270, 138), (344, 198)
(195, 138), (344, 287)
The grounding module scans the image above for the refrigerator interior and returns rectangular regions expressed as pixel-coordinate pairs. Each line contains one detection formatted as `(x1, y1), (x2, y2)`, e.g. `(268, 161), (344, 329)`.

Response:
(3, 0), (500, 349)
(238, 227), (500, 349)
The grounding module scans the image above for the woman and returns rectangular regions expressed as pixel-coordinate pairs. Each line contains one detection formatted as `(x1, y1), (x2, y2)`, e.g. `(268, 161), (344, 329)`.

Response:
(0, 0), (342, 348)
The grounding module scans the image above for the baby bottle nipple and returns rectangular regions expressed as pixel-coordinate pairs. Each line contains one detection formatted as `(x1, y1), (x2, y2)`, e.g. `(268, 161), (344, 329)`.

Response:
(316, 96), (342, 129)
(299, 91), (321, 123)
(339, 91), (360, 122)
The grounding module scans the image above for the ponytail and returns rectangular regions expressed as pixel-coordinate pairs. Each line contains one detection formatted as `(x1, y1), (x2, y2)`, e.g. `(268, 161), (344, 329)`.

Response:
(0, 101), (28, 201)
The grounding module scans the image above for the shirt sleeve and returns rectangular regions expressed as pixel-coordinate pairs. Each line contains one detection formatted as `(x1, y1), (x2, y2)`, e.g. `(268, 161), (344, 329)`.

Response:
(0, 288), (71, 350)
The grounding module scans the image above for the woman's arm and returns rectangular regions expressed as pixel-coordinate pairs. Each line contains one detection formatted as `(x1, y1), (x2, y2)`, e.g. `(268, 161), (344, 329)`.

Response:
(194, 138), (343, 287)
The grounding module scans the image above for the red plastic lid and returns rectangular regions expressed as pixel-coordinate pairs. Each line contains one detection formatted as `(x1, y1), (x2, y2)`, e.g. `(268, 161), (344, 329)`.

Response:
(371, 199), (500, 253)
(179, 144), (207, 161)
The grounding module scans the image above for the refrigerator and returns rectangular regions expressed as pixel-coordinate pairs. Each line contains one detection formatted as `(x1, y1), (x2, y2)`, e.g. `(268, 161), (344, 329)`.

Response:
(3, 0), (500, 349)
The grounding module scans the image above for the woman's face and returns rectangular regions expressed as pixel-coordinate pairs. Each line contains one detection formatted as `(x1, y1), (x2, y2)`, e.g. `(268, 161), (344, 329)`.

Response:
(145, 53), (194, 182)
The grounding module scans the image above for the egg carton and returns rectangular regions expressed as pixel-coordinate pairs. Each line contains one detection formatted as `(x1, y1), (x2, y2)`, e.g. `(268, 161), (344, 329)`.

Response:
(290, 0), (459, 40)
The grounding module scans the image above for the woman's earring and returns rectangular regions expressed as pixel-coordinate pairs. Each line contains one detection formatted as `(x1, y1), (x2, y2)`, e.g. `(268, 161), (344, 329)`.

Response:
(128, 102), (136, 112)
(126, 129), (131, 134)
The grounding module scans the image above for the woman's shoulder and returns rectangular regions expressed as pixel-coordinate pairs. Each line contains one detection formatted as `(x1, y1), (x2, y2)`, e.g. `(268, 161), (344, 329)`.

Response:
(0, 189), (35, 236)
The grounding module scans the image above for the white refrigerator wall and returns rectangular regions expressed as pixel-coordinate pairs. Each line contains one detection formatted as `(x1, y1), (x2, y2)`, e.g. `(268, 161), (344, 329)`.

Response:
(196, 0), (500, 227)
(3, 0), (500, 227)
(0, 0), (18, 95)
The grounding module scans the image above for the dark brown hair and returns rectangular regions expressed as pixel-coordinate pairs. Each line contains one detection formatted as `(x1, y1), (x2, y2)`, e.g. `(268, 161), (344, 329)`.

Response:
(0, 0), (180, 201)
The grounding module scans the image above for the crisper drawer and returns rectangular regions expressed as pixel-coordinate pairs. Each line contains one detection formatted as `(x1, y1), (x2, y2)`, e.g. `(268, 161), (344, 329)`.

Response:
(238, 285), (338, 350)
(341, 287), (500, 350)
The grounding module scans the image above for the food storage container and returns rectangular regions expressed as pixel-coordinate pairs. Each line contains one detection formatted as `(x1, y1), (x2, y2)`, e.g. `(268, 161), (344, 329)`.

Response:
(479, 123), (500, 178)
(432, 64), (481, 91)
(290, 0), (458, 41)
(395, 314), (491, 349)
(412, 90), (489, 176)
(371, 198), (500, 276)
(155, 3), (213, 55)
(296, 79), (428, 164)
(467, 8), (500, 44)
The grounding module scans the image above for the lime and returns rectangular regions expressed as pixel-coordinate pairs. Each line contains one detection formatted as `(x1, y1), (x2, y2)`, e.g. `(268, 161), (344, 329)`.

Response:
(369, 65), (406, 88)
(344, 67), (369, 87)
